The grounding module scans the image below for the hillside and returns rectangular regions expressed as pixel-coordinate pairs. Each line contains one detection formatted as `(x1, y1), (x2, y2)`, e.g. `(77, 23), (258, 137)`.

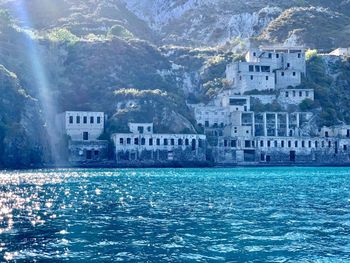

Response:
(0, 1), (350, 167)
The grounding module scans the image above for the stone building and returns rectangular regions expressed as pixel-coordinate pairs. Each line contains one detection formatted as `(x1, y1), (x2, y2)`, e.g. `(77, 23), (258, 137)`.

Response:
(226, 46), (306, 94)
(277, 89), (314, 107)
(56, 111), (108, 163)
(112, 123), (207, 166)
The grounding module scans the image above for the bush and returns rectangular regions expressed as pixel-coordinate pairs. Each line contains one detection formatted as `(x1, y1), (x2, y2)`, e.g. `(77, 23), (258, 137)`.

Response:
(107, 25), (134, 39)
(47, 28), (79, 44)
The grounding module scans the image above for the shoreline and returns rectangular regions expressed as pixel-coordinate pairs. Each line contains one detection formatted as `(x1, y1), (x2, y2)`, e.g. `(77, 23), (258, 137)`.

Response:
(2, 162), (350, 171)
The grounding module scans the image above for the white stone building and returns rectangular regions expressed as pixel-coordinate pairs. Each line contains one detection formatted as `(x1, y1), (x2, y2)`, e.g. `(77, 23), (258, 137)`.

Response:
(278, 88), (314, 106)
(56, 111), (108, 163)
(226, 46), (306, 94)
(112, 123), (206, 164)
(57, 111), (105, 141)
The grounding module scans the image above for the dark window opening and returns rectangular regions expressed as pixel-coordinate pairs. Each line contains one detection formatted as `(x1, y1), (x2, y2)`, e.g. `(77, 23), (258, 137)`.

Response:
(120, 138), (124, 144)
(76, 116), (80, 124)
(69, 116), (73, 124)
(149, 138), (153, 146)
(83, 132), (89, 141)
(141, 138), (146, 145)
(83, 116), (87, 124)
(127, 138), (131, 144)
(231, 140), (237, 148)
(90, 116), (94, 124)
(97, 117), (101, 124)
(134, 138), (139, 145)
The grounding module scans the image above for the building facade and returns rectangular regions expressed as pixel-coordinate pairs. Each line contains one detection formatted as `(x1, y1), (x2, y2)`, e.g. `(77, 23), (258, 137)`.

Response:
(112, 123), (207, 166)
(56, 111), (108, 164)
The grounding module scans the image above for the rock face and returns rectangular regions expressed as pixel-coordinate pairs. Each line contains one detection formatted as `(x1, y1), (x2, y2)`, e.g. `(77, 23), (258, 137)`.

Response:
(0, 65), (50, 168)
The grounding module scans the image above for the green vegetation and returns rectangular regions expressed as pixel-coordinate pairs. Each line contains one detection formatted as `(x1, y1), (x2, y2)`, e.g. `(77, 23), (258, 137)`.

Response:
(305, 49), (318, 61)
(47, 28), (80, 44)
(298, 55), (350, 126)
(107, 25), (134, 39)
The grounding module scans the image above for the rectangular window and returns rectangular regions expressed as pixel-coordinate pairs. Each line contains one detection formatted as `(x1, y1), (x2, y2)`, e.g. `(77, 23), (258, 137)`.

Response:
(171, 139), (175, 146)
(134, 138), (139, 145)
(306, 91), (309, 97)
(298, 53), (301, 58)
(288, 141), (291, 148)
(302, 141), (305, 148)
(119, 138), (124, 144)
(97, 117), (101, 124)
(266, 76), (269, 81)
(299, 91), (302, 97)
(127, 138), (131, 144)
(293, 91), (296, 97)
(83, 132), (89, 141)
(287, 63), (290, 68)
(156, 138), (160, 146)
(83, 116), (87, 124)
(90, 116), (94, 124)
(250, 75), (254, 80)
(267, 141), (271, 147)
(141, 138), (146, 145)
(249, 65), (254, 72)
(293, 72), (296, 76)
(76, 116), (80, 124)
(274, 141), (278, 147)
(268, 53), (272, 58)
(164, 139), (168, 146)
(285, 92), (289, 98)
(260, 140), (264, 147)
(281, 72), (285, 77)
(276, 54), (279, 58)
(149, 138), (153, 146)
(295, 141), (298, 148)
(231, 140), (237, 148)
(255, 66), (260, 72)
(309, 141), (312, 148)
(281, 141), (285, 148)
(69, 116), (73, 124)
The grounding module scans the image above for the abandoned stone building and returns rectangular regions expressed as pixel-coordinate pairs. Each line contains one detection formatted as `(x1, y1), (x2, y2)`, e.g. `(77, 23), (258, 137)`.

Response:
(112, 123), (207, 166)
(56, 111), (108, 163)
(190, 45), (350, 166)
(226, 46), (306, 94)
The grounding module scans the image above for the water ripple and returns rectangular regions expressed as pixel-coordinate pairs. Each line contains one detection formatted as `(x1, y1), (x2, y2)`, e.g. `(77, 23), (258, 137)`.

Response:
(0, 167), (350, 262)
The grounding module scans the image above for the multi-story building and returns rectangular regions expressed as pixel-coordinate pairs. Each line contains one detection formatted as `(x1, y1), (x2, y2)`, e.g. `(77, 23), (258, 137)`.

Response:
(226, 46), (306, 94)
(56, 111), (108, 163)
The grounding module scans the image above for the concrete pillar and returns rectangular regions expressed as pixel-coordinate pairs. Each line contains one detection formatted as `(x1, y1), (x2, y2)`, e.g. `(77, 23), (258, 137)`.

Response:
(275, 113), (278, 137)
(263, 113), (267, 137)
(286, 113), (290, 137)
(252, 112), (256, 137)
(296, 113), (300, 128)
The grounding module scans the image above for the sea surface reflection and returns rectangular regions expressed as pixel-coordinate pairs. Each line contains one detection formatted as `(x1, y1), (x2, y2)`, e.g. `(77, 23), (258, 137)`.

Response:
(0, 167), (350, 262)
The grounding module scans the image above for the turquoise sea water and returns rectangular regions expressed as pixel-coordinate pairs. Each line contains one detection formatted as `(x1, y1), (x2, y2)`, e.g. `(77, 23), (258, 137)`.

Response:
(0, 167), (350, 262)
